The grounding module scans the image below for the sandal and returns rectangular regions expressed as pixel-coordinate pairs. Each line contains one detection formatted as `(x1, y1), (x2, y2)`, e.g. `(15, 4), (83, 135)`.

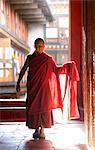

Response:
(39, 128), (45, 139)
(33, 129), (40, 139)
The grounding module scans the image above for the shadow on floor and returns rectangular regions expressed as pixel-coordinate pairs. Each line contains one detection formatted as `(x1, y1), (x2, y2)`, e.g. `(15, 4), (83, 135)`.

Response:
(20, 139), (88, 150)
(22, 139), (54, 150)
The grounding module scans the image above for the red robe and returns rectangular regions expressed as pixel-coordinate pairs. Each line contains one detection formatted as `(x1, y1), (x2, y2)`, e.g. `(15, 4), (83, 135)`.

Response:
(60, 61), (80, 120)
(26, 52), (79, 128)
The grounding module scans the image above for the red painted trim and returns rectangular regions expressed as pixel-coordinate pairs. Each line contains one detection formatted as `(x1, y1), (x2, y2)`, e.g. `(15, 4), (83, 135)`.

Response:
(69, 0), (83, 120)
(0, 109), (26, 122)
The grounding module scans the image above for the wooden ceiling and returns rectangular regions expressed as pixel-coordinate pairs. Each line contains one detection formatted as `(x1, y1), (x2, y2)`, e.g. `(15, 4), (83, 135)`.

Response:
(9, 0), (53, 23)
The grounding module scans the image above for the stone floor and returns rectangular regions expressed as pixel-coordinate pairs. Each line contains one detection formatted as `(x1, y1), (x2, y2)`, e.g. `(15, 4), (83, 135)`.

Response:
(0, 120), (91, 150)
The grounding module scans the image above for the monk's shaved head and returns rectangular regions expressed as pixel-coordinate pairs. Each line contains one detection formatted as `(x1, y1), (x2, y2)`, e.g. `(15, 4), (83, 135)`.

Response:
(34, 38), (45, 47)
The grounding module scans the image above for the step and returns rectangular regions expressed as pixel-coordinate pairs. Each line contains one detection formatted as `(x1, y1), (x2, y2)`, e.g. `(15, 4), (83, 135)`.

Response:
(0, 109), (26, 122)
(0, 99), (26, 122)
(0, 99), (26, 107)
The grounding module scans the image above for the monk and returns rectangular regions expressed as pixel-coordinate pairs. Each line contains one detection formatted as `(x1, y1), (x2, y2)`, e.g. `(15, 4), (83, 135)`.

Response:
(16, 38), (78, 139)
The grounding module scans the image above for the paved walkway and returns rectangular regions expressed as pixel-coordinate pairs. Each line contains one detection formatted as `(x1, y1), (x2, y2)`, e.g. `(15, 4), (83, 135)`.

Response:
(0, 120), (90, 150)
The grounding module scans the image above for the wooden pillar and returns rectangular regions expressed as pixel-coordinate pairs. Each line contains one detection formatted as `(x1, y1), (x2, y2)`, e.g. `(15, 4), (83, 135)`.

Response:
(69, 0), (83, 120)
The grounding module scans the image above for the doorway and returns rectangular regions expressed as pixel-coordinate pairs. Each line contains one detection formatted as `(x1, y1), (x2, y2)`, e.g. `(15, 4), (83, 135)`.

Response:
(45, 0), (80, 124)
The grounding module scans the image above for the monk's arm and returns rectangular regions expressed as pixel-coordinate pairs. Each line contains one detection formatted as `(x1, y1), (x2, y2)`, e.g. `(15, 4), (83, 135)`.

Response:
(57, 66), (66, 74)
(51, 57), (70, 74)
(52, 62), (68, 74)
(56, 61), (71, 75)
(16, 56), (29, 92)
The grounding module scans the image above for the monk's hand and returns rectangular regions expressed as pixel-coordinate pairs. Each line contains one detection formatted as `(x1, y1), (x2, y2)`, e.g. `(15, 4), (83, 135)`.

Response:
(16, 82), (20, 93)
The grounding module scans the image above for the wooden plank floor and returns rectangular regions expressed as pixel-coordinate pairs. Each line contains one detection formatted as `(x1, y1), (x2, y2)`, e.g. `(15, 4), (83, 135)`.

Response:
(0, 120), (90, 150)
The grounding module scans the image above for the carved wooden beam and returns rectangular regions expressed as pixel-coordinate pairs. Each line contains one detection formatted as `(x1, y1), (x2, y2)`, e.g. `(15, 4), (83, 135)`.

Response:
(10, 0), (34, 4)
(13, 3), (38, 10)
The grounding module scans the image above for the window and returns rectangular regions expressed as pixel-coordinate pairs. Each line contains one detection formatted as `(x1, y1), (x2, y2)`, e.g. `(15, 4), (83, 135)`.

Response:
(1, 0), (4, 12)
(1, 0), (5, 25)
(46, 28), (58, 38)
(0, 48), (3, 59)
(59, 17), (69, 28)
(57, 54), (63, 65)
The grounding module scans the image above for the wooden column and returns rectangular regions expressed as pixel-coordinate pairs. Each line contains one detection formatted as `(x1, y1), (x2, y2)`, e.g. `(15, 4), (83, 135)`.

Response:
(83, 1), (95, 148)
(69, 0), (83, 120)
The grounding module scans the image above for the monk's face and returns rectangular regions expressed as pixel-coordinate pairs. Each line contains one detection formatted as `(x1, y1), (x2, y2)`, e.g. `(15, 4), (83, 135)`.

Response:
(35, 40), (45, 54)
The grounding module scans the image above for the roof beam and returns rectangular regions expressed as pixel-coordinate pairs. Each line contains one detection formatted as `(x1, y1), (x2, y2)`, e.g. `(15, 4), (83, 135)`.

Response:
(24, 18), (46, 22)
(10, 0), (34, 4)
(13, 3), (38, 10)
(16, 9), (42, 15)
(0, 27), (29, 53)
(22, 14), (45, 19)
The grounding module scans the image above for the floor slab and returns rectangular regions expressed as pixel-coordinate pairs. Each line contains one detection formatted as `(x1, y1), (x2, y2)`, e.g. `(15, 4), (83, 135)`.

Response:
(0, 121), (90, 150)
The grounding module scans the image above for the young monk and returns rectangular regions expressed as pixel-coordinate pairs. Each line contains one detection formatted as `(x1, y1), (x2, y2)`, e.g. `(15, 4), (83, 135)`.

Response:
(16, 38), (70, 139)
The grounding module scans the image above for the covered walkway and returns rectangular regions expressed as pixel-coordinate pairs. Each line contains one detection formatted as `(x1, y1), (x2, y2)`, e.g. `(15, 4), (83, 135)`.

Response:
(0, 0), (95, 149)
(0, 121), (88, 150)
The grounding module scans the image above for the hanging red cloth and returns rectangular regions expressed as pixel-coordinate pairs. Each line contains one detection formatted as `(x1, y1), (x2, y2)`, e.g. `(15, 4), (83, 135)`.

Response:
(60, 61), (80, 119)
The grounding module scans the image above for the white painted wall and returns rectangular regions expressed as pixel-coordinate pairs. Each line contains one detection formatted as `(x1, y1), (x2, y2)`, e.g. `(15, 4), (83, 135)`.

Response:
(28, 23), (45, 53)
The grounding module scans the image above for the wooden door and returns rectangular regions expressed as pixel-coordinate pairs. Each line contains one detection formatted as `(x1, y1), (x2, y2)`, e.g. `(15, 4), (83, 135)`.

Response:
(82, 1), (95, 148)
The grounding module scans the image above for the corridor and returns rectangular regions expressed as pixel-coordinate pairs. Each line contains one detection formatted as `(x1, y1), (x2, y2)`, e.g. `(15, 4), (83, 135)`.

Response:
(0, 120), (89, 150)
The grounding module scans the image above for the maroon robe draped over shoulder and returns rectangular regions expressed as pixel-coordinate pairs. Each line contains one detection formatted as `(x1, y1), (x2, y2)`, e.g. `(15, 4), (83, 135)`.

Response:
(26, 52), (65, 115)
(26, 52), (80, 128)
